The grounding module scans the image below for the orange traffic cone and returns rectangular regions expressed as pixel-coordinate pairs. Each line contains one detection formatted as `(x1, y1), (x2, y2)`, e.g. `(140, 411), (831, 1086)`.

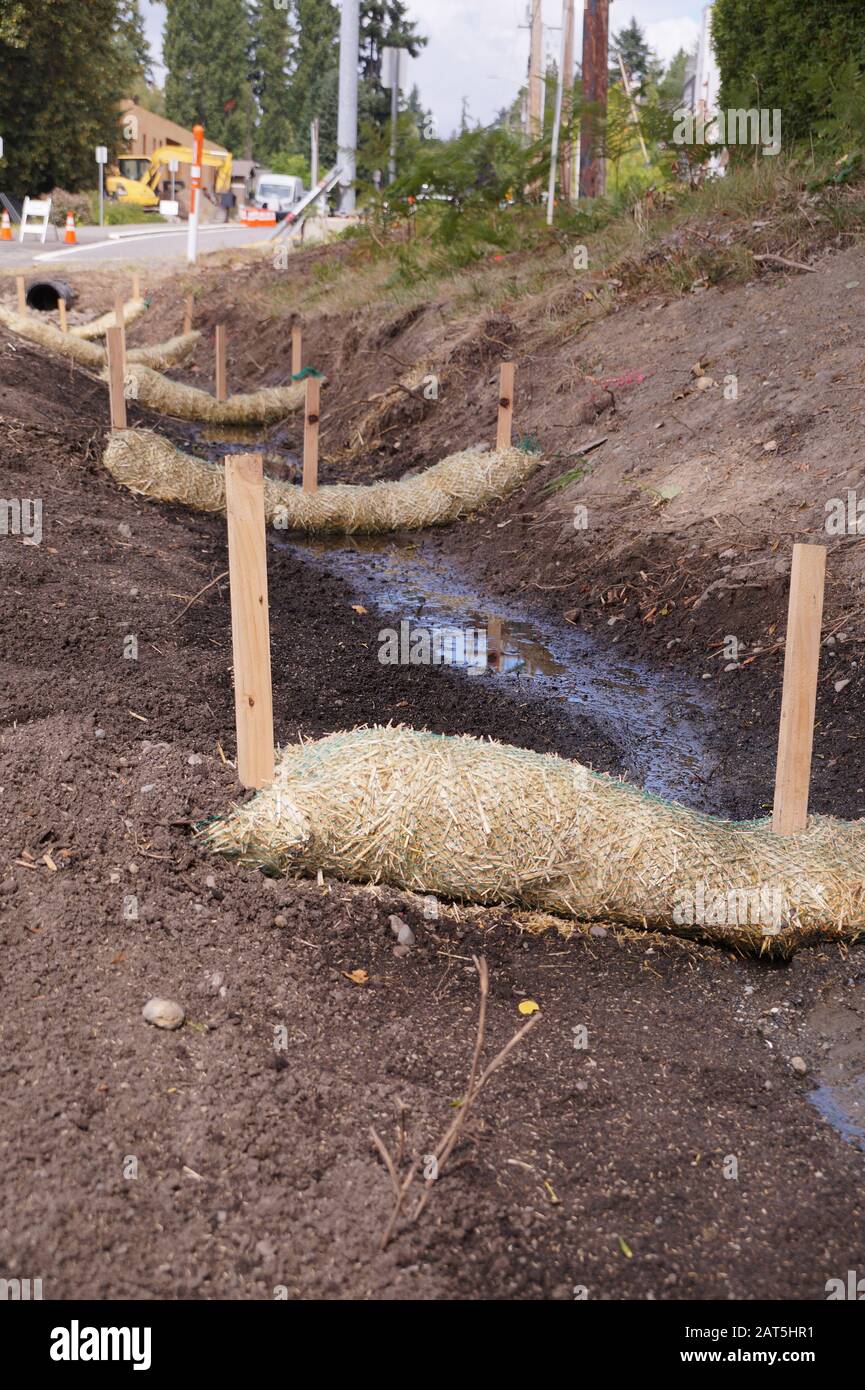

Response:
(64, 211), (77, 245)
(0, 210), (11, 241)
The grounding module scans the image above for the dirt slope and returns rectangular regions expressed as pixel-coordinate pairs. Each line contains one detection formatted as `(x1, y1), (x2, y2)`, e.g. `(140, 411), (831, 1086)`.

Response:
(2, 202), (865, 1300)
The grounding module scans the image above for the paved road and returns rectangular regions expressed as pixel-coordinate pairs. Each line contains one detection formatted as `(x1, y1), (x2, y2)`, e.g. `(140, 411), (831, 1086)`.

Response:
(0, 220), (276, 269)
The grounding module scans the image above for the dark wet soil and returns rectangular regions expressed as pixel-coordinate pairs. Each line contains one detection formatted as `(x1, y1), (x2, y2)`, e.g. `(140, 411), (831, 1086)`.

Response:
(2, 296), (865, 1303)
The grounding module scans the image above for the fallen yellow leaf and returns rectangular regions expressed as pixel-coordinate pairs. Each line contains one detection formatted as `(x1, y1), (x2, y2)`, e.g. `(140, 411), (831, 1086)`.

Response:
(344, 969), (369, 985)
(351, 604), (367, 615)
(518, 999), (539, 1016)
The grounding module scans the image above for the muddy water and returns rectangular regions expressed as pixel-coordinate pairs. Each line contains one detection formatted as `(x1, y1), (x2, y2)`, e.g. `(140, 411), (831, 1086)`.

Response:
(277, 533), (714, 807)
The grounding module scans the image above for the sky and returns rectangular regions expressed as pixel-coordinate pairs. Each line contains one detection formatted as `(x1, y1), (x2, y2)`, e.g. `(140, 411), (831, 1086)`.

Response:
(144, 1), (705, 140)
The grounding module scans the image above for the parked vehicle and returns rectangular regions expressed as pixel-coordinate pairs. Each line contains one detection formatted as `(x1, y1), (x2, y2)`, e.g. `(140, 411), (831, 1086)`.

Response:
(254, 173), (305, 217)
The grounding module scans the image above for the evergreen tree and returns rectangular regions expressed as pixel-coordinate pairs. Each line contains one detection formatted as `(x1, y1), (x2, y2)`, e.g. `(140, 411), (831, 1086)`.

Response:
(284, 0), (340, 151)
(609, 16), (659, 95)
(0, 0), (137, 196)
(656, 47), (688, 113)
(713, 0), (865, 139)
(163, 0), (255, 153)
(115, 0), (152, 82)
(251, 0), (297, 159)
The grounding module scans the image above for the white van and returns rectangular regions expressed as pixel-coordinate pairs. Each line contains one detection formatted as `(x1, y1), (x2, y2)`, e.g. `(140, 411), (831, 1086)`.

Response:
(254, 173), (305, 216)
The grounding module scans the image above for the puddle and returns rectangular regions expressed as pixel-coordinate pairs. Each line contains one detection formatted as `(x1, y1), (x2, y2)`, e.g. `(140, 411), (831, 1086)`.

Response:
(276, 533), (712, 804)
(802, 992), (865, 1154)
(810, 1080), (865, 1152)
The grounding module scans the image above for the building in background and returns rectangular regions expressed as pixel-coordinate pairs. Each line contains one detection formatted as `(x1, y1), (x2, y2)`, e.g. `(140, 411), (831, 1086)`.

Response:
(117, 98), (230, 202)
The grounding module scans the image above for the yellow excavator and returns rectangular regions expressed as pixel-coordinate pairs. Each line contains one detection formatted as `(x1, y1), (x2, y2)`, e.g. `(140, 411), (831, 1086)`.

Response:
(106, 146), (233, 208)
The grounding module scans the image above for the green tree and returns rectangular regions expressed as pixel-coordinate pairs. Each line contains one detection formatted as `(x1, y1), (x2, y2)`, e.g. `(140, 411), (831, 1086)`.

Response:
(610, 16), (659, 95)
(713, 0), (865, 140)
(163, 0), (255, 154)
(115, 0), (152, 81)
(251, 0), (297, 159)
(284, 0), (340, 153)
(0, 0), (137, 196)
(656, 47), (689, 113)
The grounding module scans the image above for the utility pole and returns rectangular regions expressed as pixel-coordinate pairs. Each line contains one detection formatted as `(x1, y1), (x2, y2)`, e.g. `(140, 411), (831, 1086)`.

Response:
(579, 0), (610, 199)
(559, 0), (576, 201)
(546, 0), (568, 225)
(528, 0), (543, 140)
(337, 0), (359, 215)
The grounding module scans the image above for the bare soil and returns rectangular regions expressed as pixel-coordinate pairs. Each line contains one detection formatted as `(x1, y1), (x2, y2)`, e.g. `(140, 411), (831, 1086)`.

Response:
(2, 213), (865, 1301)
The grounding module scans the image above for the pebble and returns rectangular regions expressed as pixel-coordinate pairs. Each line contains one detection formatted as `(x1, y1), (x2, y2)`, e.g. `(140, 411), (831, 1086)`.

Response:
(589, 925), (607, 938)
(142, 997), (185, 1030)
(790, 1056), (808, 1074)
(273, 914), (287, 928)
(389, 914), (415, 946)
(187, 753), (203, 765)
(94, 729), (106, 740)
(205, 972), (224, 995)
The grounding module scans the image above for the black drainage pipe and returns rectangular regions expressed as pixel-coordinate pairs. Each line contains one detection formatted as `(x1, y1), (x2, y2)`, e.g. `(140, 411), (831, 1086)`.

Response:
(25, 279), (78, 312)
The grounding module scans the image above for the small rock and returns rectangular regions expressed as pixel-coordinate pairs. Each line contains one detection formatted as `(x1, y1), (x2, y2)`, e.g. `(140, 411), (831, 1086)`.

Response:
(205, 874), (217, 889)
(142, 997), (185, 1030)
(790, 1056), (808, 1074)
(187, 753), (203, 765)
(393, 943), (411, 958)
(118, 523), (132, 538)
(273, 914), (287, 928)
(834, 678), (851, 693)
(94, 728), (106, 740)
(589, 925), (607, 938)
(205, 972), (224, 995)
(389, 914), (415, 946)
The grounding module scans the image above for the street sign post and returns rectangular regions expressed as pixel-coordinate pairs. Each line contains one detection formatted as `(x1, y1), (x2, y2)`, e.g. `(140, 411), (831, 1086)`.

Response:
(95, 145), (108, 227)
(168, 157), (179, 205)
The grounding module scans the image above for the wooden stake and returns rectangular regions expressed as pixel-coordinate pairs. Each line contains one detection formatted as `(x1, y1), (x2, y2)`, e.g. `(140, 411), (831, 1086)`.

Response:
(182, 293), (193, 336)
(215, 323), (227, 402)
(291, 323), (302, 377)
(496, 362), (515, 450)
(113, 292), (126, 363)
(303, 377), (321, 493)
(772, 543), (826, 835)
(224, 454), (274, 790)
(132, 272), (141, 302)
(105, 326), (127, 430)
(58, 299), (68, 333)
(16, 276), (26, 315)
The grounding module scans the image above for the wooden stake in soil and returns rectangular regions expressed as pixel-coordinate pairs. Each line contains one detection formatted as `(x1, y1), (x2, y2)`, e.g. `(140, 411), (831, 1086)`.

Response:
(215, 322), (227, 402)
(224, 453), (275, 790)
(303, 376), (321, 493)
(105, 326), (127, 431)
(496, 362), (515, 451)
(113, 292), (126, 363)
(291, 323), (302, 377)
(58, 299), (68, 333)
(182, 293), (193, 336)
(772, 543), (826, 835)
(16, 276), (26, 315)
(132, 272), (141, 302)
